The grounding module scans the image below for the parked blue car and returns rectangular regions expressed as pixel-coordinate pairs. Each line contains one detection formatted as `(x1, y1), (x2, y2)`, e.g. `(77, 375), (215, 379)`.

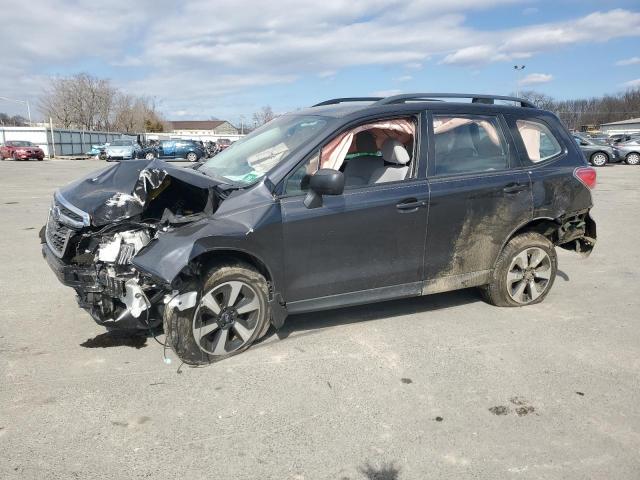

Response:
(156, 140), (206, 162)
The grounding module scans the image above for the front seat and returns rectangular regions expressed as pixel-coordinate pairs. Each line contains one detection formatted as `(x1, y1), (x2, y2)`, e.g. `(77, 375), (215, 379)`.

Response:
(343, 131), (383, 187)
(370, 139), (410, 183)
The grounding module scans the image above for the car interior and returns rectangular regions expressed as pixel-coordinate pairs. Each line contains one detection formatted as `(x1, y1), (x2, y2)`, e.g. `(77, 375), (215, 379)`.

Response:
(433, 116), (509, 174)
(320, 118), (416, 188)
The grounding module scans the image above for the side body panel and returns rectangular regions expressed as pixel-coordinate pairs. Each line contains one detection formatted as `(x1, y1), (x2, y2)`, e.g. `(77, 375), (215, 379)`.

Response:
(422, 109), (532, 288)
(280, 180), (429, 304)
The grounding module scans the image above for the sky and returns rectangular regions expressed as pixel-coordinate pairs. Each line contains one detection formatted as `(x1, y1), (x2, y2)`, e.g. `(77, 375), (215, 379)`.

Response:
(1, 0), (639, 125)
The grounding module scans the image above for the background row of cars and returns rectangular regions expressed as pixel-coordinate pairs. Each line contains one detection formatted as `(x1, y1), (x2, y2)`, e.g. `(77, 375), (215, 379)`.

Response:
(573, 133), (640, 166)
(89, 138), (232, 162)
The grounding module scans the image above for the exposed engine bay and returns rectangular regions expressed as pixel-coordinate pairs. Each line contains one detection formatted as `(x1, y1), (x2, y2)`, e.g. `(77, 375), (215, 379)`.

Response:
(41, 159), (225, 329)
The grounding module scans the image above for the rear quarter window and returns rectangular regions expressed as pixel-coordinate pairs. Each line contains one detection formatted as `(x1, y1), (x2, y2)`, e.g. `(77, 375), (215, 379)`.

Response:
(516, 119), (562, 163)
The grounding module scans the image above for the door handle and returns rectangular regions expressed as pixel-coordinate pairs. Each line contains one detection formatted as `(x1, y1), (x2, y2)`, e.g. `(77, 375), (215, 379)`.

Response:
(503, 183), (528, 194)
(396, 198), (427, 211)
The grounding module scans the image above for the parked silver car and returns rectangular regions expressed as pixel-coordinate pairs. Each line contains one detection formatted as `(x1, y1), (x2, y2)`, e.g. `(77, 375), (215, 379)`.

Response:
(105, 139), (141, 161)
(615, 138), (640, 165)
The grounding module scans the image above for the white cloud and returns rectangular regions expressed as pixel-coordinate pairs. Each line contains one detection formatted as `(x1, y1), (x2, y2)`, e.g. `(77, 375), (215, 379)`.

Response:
(443, 9), (640, 66)
(622, 79), (640, 89)
(371, 89), (403, 97)
(1, 1), (640, 118)
(442, 45), (509, 66)
(616, 57), (640, 66)
(394, 75), (413, 82)
(519, 73), (553, 86)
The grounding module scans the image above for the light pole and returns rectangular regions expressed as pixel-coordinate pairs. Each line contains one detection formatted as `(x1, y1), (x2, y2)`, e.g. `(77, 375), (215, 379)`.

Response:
(0, 96), (32, 125)
(513, 65), (525, 97)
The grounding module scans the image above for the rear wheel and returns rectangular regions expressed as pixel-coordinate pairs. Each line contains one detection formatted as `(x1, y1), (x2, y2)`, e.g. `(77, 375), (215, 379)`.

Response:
(626, 152), (640, 165)
(145, 152), (155, 160)
(164, 262), (271, 365)
(590, 152), (608, 167)
(186, 152), (198, 162)
(481, 232), (557, 307)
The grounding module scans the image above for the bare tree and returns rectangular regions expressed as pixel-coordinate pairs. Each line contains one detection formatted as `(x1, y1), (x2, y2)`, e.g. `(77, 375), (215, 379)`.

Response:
(514, 88), (640, 130)
(252, 105), (276, 126)
(0, 113), (28, 126)
(39, 73), (164, 132)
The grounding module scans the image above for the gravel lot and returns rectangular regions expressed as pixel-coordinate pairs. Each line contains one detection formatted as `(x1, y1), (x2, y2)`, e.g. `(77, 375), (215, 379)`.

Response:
(1, 159), (639, 479)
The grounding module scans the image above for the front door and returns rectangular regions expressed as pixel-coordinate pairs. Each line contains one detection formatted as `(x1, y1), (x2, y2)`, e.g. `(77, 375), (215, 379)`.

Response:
(279, 116), (429, 309)
(281, 181), (429, 308)
(423, 111), (532, 289)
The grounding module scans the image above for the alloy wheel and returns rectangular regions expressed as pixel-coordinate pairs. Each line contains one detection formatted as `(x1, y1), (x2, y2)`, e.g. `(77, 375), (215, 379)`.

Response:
(186, 152), (198, 162)
(506, 247), (552, 304)
(145, 152), (155, 160)
(591, 153), (607, 167)
(192, 281), (261, 356)
(627, 153), (640, 165)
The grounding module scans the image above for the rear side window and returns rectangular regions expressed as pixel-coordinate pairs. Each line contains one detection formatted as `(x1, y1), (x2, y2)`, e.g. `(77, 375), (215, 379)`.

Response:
(432, 115), (509, 176)
(516, 119), (562, 163)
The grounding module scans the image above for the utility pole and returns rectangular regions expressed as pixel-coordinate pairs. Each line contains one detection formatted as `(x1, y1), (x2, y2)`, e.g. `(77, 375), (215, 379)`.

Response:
(0, 96), (32, 125)
(513, 65), (526, 97)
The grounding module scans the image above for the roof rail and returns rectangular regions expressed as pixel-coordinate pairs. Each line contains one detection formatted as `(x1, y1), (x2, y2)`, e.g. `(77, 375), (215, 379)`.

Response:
(374, 93), (536, 108)
(312, 97), (383, 107)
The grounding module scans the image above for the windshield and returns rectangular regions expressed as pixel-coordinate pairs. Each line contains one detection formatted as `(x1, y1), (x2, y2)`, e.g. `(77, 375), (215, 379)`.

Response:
(8, 141), (33, 147)
(200, 115), (328, 185)
(110, 140), (134, 146)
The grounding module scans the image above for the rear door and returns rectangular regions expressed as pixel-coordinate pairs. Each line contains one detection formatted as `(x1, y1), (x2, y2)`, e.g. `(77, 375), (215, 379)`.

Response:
(423, 110), (532, 290)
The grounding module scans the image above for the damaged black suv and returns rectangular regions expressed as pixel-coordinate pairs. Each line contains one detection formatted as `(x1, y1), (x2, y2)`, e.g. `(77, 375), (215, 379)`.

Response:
(41, 93), (597, 365)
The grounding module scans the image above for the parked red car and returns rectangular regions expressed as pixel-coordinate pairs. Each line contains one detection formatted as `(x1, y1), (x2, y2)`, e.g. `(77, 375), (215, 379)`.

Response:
(0, 140), (45, 161)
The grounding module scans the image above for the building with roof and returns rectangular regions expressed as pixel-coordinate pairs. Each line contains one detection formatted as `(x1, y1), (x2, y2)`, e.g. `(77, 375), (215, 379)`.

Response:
(599, 118), (640, 135)
(168, 120), (238, 136)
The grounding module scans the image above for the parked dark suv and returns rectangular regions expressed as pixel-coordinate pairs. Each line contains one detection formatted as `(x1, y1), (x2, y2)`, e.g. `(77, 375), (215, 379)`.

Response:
(41, 93), (597, 365)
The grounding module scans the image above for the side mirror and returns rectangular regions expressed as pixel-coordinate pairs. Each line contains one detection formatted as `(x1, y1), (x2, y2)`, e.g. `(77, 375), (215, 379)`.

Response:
(303, 168), (344, 209)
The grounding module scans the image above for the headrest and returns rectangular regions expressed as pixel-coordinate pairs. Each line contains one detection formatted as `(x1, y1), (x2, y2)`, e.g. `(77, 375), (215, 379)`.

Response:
(355, 131), (377, 152)
(382, 139), (410, 165)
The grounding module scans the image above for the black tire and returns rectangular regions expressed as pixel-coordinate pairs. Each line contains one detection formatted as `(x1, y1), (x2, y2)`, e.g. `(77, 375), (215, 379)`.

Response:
(626, 152), (640, 165)
(590, 152), (608, 167)
(164, 261), (271, 365)
(481, 232), (557, 307)
(186, 151), (198, 162)
(0, 152), (4, 160)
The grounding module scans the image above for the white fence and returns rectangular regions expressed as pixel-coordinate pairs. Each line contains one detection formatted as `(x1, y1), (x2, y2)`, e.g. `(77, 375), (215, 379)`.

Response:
(0, 126), (130, 157)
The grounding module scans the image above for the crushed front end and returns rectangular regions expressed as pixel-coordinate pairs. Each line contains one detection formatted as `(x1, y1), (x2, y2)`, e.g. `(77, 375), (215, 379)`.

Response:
(40, 159), (224, 330)
(42, 191), (164, 329)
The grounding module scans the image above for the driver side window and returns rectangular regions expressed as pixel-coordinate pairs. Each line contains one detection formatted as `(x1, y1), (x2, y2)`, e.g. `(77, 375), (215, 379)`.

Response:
(284, 117), (417, 195)
(285, 151), (319, 195)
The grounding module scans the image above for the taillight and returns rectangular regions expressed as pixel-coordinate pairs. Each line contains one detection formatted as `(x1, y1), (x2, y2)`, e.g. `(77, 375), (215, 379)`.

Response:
(574, 166), (596, 189)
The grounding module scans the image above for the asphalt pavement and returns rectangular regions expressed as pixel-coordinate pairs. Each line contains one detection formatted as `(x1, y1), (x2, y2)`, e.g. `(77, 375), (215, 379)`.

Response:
(0, 158), (639, 479)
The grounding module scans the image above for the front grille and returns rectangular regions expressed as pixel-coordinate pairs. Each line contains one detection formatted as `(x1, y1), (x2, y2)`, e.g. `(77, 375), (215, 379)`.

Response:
(58, 203), (84, 223)
(45, 192), (90, 258)
(46, 214), (74, 258)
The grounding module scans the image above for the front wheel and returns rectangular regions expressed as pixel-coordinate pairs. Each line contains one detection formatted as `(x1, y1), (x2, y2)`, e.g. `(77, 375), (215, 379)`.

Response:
(145, 152), (155, 160)
(590, 152), (608, 167)
(626, 152), (640, 165)
(186, 152), (198, 162)
(164, 262), (271, 365)
(481, 232), (557, 307)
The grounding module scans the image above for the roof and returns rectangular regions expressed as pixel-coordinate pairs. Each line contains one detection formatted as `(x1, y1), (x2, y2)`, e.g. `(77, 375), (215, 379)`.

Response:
(600, 117), (640, 126)
(169, 120), (229, 130)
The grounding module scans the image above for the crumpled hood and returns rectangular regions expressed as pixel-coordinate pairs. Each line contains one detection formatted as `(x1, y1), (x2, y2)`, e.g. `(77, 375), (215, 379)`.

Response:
(58, 159), (223, 226)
